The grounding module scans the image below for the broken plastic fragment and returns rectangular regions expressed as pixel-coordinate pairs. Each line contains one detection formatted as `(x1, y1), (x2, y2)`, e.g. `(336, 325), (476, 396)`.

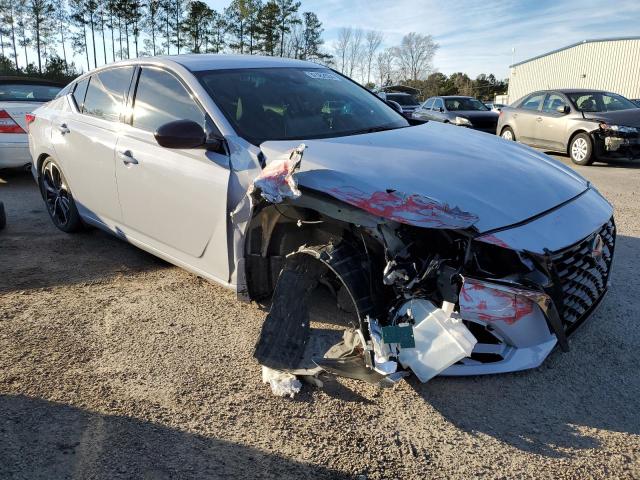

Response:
(261, 366), (302, 398)
(367, 317), (398, 375)
(251, 144), (306, 203)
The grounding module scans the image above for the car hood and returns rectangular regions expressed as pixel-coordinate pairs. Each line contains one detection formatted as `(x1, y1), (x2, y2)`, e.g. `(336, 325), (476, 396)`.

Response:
(260, 122), (588, 233)
(583, 109), (640, 128)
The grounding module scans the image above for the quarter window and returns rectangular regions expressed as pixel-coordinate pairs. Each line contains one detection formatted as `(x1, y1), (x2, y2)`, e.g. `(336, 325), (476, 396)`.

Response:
(72, 78), (90, 111)
(82, 67), (134, 122)
(521, 93), (545, 111)
(132, 67), (204, 132)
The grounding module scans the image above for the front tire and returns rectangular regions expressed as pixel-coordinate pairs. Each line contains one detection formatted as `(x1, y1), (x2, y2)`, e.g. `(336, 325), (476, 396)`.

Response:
(569, 133), (594, 166)
(39, 157), (83, 232)
(501, 127), (515, 141)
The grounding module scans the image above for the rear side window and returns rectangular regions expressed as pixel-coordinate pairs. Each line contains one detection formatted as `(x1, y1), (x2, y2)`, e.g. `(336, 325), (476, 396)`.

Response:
(131, 67), (204, 132)
(0, 83), (61, 101)
(83, 67), (134, 122)
(72, 78), (90, 110)
(521, 93), (545, 111)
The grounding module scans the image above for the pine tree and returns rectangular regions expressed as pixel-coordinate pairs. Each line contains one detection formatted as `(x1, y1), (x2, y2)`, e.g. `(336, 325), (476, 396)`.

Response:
(274, 0), (299, 57)
(182, 0), (212, 53)
(256, 1), (278, 56)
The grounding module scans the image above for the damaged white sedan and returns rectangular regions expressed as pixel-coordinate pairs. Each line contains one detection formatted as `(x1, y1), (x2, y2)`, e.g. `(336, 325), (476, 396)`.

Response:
(28, 55), (615, 388)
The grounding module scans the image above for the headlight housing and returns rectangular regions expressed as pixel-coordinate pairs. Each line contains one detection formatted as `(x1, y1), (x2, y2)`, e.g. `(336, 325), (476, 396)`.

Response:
(454, 116), (472, 126)
(599, 122), (638, 134)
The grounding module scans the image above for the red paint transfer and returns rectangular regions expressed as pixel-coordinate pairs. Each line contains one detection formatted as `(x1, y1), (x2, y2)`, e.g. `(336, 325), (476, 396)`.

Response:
(326, 186), (478, 229)
(476, 233), (511, 249)
(459, 278), (535, 325)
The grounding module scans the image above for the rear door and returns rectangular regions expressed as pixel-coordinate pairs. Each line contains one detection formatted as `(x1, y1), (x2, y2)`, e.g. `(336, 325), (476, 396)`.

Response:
(513, 92), (545, 145)
(537, 92), (571, 151)
(51, 67), (135, 224)
(114, 66), (230, 279)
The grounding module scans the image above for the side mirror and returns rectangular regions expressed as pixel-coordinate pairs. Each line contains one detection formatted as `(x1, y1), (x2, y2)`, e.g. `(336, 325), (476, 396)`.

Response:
(154, 120), (206, 149)
(557, 105), (570, 114)
(386, 100), (403, 114)
(439, 107), (445, 113)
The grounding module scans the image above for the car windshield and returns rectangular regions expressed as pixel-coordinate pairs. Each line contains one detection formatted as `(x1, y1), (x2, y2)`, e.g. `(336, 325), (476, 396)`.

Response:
(568, 92), (637, 112)
(0, 83), (61, 102)
(387, 93), (419, 106)
(196, 68), (408, 145)
(444, 98), (489, 111)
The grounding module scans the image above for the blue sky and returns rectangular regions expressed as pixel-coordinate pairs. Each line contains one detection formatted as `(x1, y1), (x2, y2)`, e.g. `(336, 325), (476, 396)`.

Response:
(212, 0), (640, 79)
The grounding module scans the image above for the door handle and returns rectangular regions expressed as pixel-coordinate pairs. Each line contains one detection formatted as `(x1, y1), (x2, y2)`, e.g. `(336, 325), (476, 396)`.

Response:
(57, 123), (70, 134)
(118, 150), (138, 165)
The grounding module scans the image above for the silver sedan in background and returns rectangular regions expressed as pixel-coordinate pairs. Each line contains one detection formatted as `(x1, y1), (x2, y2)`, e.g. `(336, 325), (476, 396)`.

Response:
(497, 89), (640, 165)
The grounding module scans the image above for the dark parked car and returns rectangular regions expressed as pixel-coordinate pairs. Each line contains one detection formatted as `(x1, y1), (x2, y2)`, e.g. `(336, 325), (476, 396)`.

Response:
(632, 99), (640, 107)
(412, 96), (499, 134)
(497, 89), (640, 165)
(377, 92), (421, 118)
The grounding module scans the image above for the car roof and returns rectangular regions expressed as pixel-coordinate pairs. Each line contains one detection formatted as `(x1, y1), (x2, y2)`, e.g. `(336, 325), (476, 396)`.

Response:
(0, 76), (65, 86)
(156, 54), (319, 72)
(439, 96), (475, 99)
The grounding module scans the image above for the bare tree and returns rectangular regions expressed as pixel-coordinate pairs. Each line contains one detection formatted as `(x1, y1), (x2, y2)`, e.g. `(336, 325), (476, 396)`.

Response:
(392, 32), (438, 81)
(376, 47), (394, 86)
(364, 30), (382, 85)
(346, 27), (362, 79)
(333, 26), (351, 73)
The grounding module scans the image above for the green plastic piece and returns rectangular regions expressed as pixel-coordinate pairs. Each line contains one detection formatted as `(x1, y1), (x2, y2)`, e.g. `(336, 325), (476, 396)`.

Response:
(381, 324), (415, 348)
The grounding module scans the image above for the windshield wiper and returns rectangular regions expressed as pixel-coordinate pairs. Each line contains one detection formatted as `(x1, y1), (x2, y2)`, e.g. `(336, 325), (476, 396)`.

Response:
(343, 124), (407, 137)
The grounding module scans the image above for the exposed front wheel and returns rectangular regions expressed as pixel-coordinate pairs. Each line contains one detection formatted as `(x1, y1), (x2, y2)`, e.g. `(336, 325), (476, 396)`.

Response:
(501, 127), (515, 141)
(40, 158), (83, 232)
(569, 133), (594, 166)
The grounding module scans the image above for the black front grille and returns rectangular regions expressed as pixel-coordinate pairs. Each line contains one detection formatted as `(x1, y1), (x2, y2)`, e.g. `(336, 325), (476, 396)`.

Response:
(551, 218), (615, 325)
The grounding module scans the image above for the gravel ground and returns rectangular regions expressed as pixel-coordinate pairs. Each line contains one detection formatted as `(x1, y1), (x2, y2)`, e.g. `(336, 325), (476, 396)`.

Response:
(1, 156), (639, 479)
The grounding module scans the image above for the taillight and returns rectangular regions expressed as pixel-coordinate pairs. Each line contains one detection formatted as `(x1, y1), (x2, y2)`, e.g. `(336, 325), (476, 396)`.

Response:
(25, 113), (36, 132)
(0, 110), (26, 133)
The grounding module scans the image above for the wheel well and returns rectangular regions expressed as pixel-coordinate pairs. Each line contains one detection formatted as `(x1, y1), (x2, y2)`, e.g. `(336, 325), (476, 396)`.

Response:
(500, 125), (512, 135)
(35, 153), (50, 177)
(244, 203), (384, 303)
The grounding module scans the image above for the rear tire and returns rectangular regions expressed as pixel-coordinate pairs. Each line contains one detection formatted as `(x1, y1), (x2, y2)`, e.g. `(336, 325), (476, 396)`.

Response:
(569, 133), (594, 166)
(501, 127), (515, 141)
(39, 157), (83, 232)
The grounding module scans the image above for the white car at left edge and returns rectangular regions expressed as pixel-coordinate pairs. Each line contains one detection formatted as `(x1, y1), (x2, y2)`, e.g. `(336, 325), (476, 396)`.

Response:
(0, 76), (63, 169)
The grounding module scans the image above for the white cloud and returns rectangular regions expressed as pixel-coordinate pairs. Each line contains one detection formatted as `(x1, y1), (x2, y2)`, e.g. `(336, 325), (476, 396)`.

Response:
(307, 0), (640, 78)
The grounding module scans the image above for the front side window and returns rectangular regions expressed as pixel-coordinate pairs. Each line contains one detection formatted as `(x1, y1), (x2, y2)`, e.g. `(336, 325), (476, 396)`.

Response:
(432, 98), (444, 110)
(521, 93), (545, 111)
(542, 94), (568, 114)
(0, 82), (61, 102)
(132, 67), (205, 132)
(444, 98), (489, 111)
(568, 92), (637, 112)
(82, 67), (134, 122)
(196, 68), (407, 145)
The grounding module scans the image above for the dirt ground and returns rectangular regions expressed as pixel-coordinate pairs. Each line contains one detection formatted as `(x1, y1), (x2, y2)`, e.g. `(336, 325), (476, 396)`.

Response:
(1, 156), (639, 480)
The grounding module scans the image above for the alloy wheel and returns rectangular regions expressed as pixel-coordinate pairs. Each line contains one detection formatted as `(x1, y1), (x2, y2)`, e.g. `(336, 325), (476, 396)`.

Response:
(571, 137), (588, 162)
(501, 130), (513, 141)
(42, 161), (71, 226)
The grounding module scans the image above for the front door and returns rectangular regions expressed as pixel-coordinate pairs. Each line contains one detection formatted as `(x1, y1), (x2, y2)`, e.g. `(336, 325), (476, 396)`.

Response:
(114, 66), (230, 280)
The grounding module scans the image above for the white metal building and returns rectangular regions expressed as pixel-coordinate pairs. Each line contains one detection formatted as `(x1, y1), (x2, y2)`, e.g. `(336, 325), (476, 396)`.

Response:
(507, 37), (640, 104)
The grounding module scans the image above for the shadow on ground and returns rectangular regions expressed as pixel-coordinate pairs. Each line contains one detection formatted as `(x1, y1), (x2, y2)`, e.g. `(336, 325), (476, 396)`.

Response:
(0, 394), (348, 480)
(408, 234), (640, 457)
(0, 169), (167, 293)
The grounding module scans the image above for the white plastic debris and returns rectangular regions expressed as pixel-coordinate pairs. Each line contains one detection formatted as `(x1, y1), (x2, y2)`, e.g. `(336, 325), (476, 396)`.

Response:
(250, 144), (306, 203)
(261, 366), (302, 398)
(367, 316), (398, 375)
(397, 299), (477, 382)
